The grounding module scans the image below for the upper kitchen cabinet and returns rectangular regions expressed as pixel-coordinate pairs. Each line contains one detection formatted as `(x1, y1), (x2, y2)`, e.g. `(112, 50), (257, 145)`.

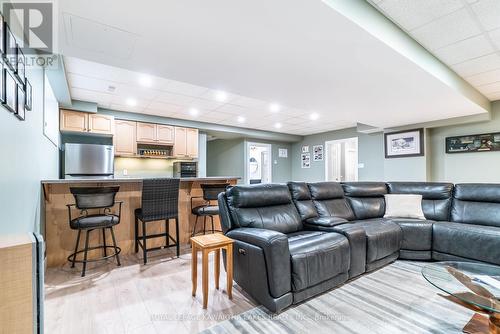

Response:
(60, 110), (114, 135)
(60, 109), (87, 132)
(89, 114), (115, 135)
(136, 122), (175, 145)
(114, 120), (137, 156)
(157, 125), (174, 144)
(136, 122), (157, 143)
(173, 127), (198, 158)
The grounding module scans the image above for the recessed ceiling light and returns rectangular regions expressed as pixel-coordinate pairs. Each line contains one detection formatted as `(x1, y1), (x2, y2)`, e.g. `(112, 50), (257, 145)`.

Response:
(237, 116), (246, 123)
(189, 108), (199, 116)
(274, 122), (282, 129)
(138, 75), (153, 87)
(309, 112), (319, 120)
(215, 91), (228, 102)
(269, 103), (281, 113)
(126, 98), (137, 106)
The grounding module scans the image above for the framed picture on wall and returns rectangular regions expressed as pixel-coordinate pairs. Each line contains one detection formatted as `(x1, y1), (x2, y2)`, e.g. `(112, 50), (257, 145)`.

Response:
(5, 24), (16, 71)
(15, 44), (25, 83)
(3, 68), (17, 113)
(0, 14), (5, 56)
(15, 83), (25, 120)
(301, 153), (311, 168)
(25, 78), (32, 110)
(0, 61), (4, 104)
(384, 128), (424, 158)
(313, 145), (324, 161)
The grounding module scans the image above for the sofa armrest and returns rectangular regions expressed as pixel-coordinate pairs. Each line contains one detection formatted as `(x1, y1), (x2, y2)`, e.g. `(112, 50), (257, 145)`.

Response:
(226, 227), (291, 298)
(305, 216), (349, 227)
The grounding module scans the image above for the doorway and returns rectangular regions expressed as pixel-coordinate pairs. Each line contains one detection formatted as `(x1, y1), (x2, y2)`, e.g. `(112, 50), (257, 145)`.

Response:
(246, 142), (272, 184)
(325, 138), (358, 182)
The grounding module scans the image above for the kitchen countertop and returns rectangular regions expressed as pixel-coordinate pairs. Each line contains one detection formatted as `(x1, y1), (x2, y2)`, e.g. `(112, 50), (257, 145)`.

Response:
(41, 176), (240, 184)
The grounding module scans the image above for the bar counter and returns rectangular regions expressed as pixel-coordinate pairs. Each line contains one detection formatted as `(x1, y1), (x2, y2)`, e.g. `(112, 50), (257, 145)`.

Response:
(42, 177), (239, 267)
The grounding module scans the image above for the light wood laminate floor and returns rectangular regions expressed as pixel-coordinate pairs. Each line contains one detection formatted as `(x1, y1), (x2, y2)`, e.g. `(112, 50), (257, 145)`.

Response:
(44, 247), (256, 334)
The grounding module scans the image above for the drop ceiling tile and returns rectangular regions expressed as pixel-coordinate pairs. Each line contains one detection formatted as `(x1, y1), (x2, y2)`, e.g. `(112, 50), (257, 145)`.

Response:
(155, 91), (195, 106)
(189, 98), (225, 111)
(377, 0), (463, 31)
(70, 87), (114, 105)
(68, 73), (117, 92)
(433, 35), (494, 65)
(488, 28), (500, 50)
(109, 103), (146, 113)
(215, 104), (247, 115)
(470, 0), (500, 31)
(230, 95), (268, 109)
(410, 8), (481, 50)
(165, 81), (208, 96)
(199, 89), (236, 103)
(452, 53), (500, 76)
(147, 101), (184, 113)
(113, 84), (160, 100)
(202, 111), (235, 121)
(110, 95), (150, 108)
(466, 68), (500, 86)
(478, 81), (500, 93)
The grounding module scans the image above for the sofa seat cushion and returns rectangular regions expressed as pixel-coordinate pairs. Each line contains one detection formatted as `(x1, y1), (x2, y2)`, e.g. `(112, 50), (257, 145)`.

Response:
(287, 231), (350, 292)
(390, 218), (433, 251)
(304, 216), (349, 227)
(433, 222), (500, 265)
(348, 219), (402, 263)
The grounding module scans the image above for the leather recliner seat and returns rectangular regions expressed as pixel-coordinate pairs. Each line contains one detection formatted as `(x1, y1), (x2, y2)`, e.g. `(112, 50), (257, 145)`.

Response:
(432, 183), (500, 265)
(218, 183), (350, 313)
(386, 182), (454, 260)
(341, 182), (402, 272)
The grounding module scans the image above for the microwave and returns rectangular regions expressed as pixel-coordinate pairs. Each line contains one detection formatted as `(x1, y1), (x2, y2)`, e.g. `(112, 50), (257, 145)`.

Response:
(173, 162), (197, 178)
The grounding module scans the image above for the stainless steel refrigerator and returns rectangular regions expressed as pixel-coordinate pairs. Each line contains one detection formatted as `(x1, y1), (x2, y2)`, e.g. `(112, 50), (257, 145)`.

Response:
(64, 143), (114, 179)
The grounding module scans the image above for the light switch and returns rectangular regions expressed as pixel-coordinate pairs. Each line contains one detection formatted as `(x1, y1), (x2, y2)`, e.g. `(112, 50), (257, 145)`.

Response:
(358, 163), (365, 169)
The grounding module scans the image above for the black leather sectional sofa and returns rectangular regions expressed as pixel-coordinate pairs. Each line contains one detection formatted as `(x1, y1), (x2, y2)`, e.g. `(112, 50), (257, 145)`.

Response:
(218, 182), (500, 313)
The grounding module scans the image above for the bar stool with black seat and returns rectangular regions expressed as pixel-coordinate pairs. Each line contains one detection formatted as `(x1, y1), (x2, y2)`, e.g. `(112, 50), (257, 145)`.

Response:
(67, 186), (122, 277)
(135, 178), (180, 264)
(191, 183), (229, 236)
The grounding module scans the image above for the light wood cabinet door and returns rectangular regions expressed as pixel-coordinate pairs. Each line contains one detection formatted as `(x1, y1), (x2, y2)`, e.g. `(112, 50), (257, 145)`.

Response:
(157, 125), (174, 144)
(136, 122), (157, 143)
(186, 128), (199, 158)
(60, 110), (88, 132)
(173, 127), (187, 156)
(89, 114), (114, 135)
(114, 120), (137, 155)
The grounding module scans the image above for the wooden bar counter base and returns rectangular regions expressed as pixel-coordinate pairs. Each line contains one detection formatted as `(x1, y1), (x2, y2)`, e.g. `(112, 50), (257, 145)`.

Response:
(191, 234), (234, 309)
(42, 177), (238, 267)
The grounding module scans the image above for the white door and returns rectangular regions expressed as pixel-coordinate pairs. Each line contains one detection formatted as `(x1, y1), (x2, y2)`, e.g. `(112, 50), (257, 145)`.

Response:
(325, 138), (358, 182)
(246, 142), (272, 184)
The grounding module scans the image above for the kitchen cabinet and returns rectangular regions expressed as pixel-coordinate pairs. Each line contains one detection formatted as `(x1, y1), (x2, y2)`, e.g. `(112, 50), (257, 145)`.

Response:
(60, 110), (114, 135)
(114, 120), (137, 156)
(89, 114), (114, 134)
(186, 128), (199, 158)
(157, 125), (174, 144)
(60, 110), (87, 132)
(137, 122), (174, 145)
(173, 127), (198, 158)
(136, 122), (157, 143)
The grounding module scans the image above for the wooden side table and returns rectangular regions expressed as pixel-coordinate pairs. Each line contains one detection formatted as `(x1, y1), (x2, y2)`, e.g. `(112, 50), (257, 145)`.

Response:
(191, 234), (234, 309)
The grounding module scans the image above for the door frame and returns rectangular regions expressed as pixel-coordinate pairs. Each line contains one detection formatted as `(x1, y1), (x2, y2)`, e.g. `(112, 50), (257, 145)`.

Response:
(324, 137), (359, 182)
(245, 141), (272, 184)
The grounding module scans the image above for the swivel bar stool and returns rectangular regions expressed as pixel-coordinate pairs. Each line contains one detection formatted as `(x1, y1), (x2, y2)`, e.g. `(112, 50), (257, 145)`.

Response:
(67, 186), (122, 277)
(191, 183), (229, 236)
(135, 178), (180, 264)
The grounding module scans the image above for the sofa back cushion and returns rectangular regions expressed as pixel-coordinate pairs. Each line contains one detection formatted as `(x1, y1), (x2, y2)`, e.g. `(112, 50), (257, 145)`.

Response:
(287, 182), (318, 221)
(307, 182), (355, 220)
(387, 182), (453, 221)
(225, 184), (303, 233)
(451, 184), (500, 227)
(342, 182), (387, 219)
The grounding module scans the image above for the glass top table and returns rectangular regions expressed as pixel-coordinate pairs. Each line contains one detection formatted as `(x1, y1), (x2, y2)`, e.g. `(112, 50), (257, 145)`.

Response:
(422, 261), (500, 333)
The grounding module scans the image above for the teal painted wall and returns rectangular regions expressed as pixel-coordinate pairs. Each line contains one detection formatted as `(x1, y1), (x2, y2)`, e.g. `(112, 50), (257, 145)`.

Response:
(206, 138), (292, 184)
(207, 139), (245, 182)
(291, 128), (384, 182)
(0, 67), (59, 234)
(431, 101), (500, 183)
